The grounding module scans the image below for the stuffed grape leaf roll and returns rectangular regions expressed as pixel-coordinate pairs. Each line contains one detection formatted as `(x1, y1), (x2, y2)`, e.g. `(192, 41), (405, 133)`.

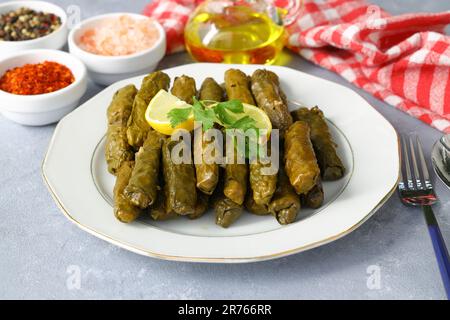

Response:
(199, 77), (224, 102)
(127, 71), (170, 149)
(223, 150), (248, 206)
(105, 126), (133, 176)
(149, 192), (177, 221)
(284, 121), (320, 194)
(224, 69), (255, 105)
(171, 75), (196, 104)
(162, 137), (197, 215)
(124, 130), (164, 209)
(269, 168), (301, 225)
(212, 176), (243, 228)
(245, 189), (270, 216)
(113, 161), (143, 223)
(150, 192), (209, 221)
(249, 142), (277, 205)
(291, 107), (345, 180)
(188, 193), (210, 220)
(106, 84), (137, 126)
(223, 69), (251, 205)
(250, 69), (293, 138)
(214, 196), (243, 228)
(195, 77), (223, 195)
(302, 179), (324, 209)
(105, 84), (137, 175)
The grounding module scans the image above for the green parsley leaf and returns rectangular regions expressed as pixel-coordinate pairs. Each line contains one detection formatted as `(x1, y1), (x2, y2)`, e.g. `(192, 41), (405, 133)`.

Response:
(213, 103), (236, 126)
(167, 107), (192, 128)
(192, 97), (216, 131)
(217, 99), (244, 113)
(230, 116), (257, 131)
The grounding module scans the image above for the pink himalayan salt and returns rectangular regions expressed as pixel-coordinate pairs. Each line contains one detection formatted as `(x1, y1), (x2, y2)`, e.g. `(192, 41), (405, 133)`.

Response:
(78, 15), (160, 56)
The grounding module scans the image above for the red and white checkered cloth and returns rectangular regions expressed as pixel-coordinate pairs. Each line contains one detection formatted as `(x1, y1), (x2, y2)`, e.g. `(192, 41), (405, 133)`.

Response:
(143, 0), (450, 133)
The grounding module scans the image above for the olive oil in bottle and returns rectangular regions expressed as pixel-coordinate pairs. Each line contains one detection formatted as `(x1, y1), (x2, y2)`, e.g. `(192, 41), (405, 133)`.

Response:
(184, 5), (286, 65)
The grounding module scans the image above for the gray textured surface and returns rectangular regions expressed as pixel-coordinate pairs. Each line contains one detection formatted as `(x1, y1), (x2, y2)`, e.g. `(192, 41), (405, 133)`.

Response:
(1, 0), (449, 300)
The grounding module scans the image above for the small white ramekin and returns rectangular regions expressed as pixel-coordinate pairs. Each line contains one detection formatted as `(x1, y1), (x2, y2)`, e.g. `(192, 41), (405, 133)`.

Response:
(68, 13), (166, 86)
(0, 1), (68, 57)
(0, 49), (87, 126)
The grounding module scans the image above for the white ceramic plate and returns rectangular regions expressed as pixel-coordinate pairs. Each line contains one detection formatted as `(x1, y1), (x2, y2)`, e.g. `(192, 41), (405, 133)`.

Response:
(42, 63), (399, 263)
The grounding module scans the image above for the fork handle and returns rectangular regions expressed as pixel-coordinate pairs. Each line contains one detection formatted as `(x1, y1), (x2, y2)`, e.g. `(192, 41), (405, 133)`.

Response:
(423, 205), (450, 299)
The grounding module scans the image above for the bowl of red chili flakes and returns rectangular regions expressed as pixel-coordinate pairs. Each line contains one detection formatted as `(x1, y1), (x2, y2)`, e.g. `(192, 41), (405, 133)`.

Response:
(0, 49), (87, 126)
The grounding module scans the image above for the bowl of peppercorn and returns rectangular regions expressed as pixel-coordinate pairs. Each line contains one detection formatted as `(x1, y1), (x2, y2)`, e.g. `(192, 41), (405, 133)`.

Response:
(0, 49), (87, 126)
(0, 1), (68, 56)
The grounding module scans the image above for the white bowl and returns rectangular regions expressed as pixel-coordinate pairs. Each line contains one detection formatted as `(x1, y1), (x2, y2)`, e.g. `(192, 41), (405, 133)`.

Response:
(68, 13), (166, 86)
(0, 1), (68, 57)
(0, 49), (87, 126)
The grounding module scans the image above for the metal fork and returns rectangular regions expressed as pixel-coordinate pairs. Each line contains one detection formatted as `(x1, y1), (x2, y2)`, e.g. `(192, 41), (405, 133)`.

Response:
(399, 135), (450, 298)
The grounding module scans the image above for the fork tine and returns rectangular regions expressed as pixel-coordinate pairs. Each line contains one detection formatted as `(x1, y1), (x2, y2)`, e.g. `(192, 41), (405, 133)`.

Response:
(402, 135), (414, 189)
(409, 136), (423, 189)
(416, 136), (433, 189)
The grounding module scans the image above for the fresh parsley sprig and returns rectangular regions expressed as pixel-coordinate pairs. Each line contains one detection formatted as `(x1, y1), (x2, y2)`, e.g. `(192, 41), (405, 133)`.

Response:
(167, 97), (257, 131)
(167, 107), (191, 129)
(192, 97), (216, 131)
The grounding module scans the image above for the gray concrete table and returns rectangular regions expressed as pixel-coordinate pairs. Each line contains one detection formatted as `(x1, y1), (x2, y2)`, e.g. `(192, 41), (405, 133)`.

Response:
(1, 0), (449, 299)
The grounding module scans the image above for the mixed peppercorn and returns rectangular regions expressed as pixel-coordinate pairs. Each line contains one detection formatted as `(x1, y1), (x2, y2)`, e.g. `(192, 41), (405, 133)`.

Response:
(0, 61), (75, 95)
(0, 7), (61, 41)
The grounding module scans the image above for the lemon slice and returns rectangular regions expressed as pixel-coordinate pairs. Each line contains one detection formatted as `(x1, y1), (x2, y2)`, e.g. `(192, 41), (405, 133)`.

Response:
(240, 103), (272, 136)
(145, 89), (194, 135)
